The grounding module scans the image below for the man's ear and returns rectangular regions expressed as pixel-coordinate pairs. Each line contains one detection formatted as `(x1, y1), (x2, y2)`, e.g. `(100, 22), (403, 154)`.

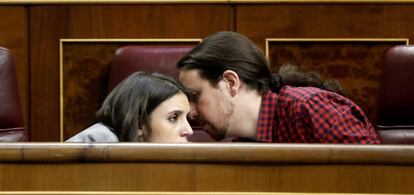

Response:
(222, 70), (240, 97)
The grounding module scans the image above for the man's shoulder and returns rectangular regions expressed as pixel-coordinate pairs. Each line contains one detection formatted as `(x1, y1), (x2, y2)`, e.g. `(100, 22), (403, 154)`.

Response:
(280, 86), (327, 102)
(279, 86), (354, 110)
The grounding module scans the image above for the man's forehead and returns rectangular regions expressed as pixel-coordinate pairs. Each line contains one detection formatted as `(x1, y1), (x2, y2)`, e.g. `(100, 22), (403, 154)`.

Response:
(179, 69), (201, 79)
(179, 69), (204, 86)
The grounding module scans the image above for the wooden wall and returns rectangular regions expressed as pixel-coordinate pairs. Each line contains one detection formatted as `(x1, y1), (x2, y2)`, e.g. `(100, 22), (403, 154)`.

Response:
(0, 3), (413, 141)
(1, 143), (414, 193)
(30, 4), (234, 141)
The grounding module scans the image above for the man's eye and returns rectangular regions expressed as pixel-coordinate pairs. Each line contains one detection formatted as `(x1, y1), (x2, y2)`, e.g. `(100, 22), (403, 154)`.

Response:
(190, 92), (200, 102)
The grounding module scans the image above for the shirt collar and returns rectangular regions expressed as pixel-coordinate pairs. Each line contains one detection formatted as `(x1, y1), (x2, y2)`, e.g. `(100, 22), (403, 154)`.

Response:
(256, 90), (278, 142)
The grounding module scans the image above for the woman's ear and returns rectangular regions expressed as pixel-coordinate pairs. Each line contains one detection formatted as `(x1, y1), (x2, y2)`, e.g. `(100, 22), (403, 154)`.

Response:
(222, 70), (240, 97)
(137, 129), (144, 137)
(137, 122), (147, 142)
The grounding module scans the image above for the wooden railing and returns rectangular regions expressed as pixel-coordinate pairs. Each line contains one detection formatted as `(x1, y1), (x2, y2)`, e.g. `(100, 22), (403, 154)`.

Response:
(0, 143), (414, 164)
(1, 143), (414, 193)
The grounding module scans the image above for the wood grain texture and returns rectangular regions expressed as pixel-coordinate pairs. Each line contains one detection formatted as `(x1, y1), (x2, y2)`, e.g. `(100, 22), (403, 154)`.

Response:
(30, 5), (234, 141)
(62, 43), (119, 140)
(267, 40), (405, 124)
(1, 143), (414, 164)
(237, 4), (414, 126)
(0, 6), (29, 132)
(4, 0), (414, 4)
(0, 144), (414, 193)
(1, 164), (412, 193)
(237, 4), (414, 47)
(62, 41), (198, 140)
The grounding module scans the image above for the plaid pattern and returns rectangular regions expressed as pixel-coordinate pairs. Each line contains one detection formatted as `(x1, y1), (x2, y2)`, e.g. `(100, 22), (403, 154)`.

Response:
(256, 86), (381, 144)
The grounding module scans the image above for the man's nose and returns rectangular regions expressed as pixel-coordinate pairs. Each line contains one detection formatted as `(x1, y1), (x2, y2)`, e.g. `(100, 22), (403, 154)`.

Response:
(188, 103), (199, 120)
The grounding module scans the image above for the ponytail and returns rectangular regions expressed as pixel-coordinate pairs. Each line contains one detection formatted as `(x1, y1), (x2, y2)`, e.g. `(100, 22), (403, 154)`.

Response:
(268, 64), (349, 97)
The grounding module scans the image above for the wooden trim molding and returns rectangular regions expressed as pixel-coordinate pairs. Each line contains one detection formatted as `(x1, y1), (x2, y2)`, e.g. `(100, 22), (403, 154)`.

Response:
(1, 143), (414, 164)
(265, 38), (410, 59)
(3, 0), (414, 4)
(0, 192), (379, 195)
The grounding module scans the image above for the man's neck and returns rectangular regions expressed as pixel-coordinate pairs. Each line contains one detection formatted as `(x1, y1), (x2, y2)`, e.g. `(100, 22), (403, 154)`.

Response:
(226, 89), (262, 140)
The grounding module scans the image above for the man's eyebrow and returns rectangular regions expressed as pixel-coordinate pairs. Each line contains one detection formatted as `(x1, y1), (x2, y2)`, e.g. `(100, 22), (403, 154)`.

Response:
(184, 89), (198, 95)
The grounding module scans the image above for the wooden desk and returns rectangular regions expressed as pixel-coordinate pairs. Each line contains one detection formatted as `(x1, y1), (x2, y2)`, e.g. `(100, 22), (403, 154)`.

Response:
(0, 143), (413, 193)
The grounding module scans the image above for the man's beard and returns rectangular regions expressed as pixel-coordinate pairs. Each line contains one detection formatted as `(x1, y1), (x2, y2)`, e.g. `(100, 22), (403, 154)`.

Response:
(204, 123), (227, 141)
(202, 95), (235, 141)
(203, 107), (233, 141)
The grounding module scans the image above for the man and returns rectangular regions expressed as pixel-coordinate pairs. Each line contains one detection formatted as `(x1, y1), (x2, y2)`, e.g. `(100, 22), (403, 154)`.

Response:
(177, 31), (380, 144)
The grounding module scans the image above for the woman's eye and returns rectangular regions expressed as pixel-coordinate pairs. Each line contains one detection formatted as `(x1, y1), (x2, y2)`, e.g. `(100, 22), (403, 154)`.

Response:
(168, 115), (178, 122)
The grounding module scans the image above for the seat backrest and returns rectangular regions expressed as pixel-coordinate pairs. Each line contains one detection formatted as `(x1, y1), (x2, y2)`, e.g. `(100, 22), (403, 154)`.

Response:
(0, 47), (26, 141)
(377, 45), (414, 144)
(109, 45), (190, 91)
(109, 45), (215, 142)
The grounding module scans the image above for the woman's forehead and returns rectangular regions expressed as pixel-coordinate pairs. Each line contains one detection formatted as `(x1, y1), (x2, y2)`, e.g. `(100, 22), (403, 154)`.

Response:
(153, 93), (190, 114)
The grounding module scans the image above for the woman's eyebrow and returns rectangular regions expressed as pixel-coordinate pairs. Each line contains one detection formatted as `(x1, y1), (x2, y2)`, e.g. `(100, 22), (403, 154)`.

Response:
(168, 110), (184, 115)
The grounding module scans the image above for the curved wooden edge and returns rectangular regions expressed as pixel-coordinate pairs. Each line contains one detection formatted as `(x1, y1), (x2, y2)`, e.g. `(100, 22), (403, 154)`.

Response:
(1, 143), (414, 165)
(0, 192), (352, 195)
(2, 0), (414, 4)
(0, 192), (368, 195)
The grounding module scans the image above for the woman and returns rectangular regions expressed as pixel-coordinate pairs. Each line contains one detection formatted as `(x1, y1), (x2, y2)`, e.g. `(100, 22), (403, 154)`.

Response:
(66, 71), (193, 142)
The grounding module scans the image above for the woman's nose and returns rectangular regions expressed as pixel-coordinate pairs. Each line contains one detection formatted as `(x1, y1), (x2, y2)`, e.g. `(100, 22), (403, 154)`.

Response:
(181, 120), (193, 137)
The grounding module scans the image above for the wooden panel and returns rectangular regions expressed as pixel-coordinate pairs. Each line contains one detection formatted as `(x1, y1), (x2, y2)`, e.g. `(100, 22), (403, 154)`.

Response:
(0, 163), (413, 193)
(61, 41), (199, 140)
(0, 143), (414, 193)
(1, 143), (414, 164)
(2, 0), (414, 4)
(30, 5), (234, 141)
(0, 6), (29, 132)
(237, 4), (414, 126)
(237, 4), (414, 47)
(4, 0), (414, 4)
(61, 42), (122, 141)
(267, 40), (406, 124)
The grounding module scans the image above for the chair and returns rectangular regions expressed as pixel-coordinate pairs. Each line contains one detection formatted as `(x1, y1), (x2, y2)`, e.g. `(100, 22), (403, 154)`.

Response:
(0, 47), (26, 141)
(377, 45), (414, 144)
(109, 45), (215, 142)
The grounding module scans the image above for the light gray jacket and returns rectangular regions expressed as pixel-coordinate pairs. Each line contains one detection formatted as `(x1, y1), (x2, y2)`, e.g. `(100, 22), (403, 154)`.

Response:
(65, 123), (119, 142)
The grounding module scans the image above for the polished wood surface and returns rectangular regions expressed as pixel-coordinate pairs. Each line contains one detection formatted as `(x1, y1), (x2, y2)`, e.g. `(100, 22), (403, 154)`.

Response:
(0, 143), (414, 193)
(0, 193), (368, 195)
(30, 5), (234, 141)
(0, 6), (29, 130)
(3, 0), (414, 4)
(237, 4), (414, 50)
(1, 143), (414, 164)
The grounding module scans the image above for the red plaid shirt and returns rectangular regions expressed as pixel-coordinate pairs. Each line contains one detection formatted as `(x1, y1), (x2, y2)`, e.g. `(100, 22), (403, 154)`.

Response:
(256, 86), (381, 144)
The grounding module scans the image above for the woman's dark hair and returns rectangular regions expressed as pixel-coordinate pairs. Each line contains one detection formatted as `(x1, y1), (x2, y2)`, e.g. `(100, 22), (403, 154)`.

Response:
(177, 31), (347, 96)
(95, 72), (186, 142)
